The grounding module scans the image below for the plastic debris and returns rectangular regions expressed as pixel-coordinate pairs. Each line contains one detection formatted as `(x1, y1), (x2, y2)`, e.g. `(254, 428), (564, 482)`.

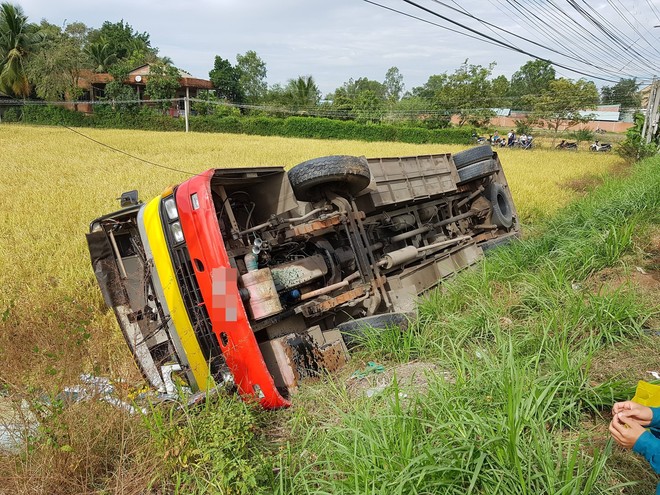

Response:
(0, 397), (39, 453)
(58, 374), (147, 415)
(351, 362), (385, 379)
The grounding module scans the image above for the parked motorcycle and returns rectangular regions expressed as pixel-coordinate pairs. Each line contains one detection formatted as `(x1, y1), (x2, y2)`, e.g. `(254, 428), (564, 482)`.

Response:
(556, 140), (578, 150)
(472, 133), (488, 145)
(590, 140), (611, 152)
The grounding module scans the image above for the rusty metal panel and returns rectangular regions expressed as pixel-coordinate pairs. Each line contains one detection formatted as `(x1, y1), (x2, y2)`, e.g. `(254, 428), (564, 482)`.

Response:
(292, 215), (341, 236)
(298, 286), (368, 317)
(365, 154), (458, 207)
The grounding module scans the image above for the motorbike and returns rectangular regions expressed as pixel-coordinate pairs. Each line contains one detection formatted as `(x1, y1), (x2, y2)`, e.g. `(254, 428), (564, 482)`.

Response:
(472, 133), (488, 145)
(556, 140), (578, 150)
(590, 140), (611, 152)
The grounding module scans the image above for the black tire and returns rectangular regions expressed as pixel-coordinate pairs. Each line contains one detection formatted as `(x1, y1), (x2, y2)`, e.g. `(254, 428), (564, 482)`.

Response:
(336, 313), (409, 348)
(456, 159), (499, 184)
(453, 145), (494, 170)
(288, 155), (371, 202)
(487, 182), (513, 228)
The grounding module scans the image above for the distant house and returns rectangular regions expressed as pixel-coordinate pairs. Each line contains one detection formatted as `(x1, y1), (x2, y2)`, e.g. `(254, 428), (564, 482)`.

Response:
(486, 104), (633, 133)
(578, 104), (620, 122)
(73, 64), (213, 114)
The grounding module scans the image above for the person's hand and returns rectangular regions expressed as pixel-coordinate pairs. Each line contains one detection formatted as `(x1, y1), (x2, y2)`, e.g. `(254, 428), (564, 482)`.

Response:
(609, 414), (647, 449)
(612, 401), (653, 426)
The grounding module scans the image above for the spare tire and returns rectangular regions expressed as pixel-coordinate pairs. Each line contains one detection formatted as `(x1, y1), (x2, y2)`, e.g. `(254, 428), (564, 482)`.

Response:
(487, 182), (513, 228)
(453, 145), (494, 170)
(456, 159), (499, 184)
(336, 313), (410, 348)
(288, 155), (371, 202)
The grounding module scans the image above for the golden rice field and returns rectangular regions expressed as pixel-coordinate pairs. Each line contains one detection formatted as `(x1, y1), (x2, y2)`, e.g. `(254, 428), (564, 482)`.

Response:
(0, 124), (624, 388)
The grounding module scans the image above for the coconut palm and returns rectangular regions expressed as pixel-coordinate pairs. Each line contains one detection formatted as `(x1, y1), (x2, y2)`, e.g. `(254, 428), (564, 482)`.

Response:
(286, 75), (320, 110)
(85, 41), (117, 73)
(0, 3), (41, 97)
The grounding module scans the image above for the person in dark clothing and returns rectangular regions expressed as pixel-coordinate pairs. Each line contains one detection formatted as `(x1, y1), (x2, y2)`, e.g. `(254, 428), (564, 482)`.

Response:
(610, 400), (660, 494)
(507, 129), (515, 147)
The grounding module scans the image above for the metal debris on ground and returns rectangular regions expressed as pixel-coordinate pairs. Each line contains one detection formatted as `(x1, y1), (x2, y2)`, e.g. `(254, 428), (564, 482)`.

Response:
(58, 374), (148, 415)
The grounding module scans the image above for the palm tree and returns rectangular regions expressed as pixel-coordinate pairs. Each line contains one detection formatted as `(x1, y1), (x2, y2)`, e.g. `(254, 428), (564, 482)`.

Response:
(0, 3), (41, 97)
(287, 75), (320, 110)
(85, 41), (117, 73)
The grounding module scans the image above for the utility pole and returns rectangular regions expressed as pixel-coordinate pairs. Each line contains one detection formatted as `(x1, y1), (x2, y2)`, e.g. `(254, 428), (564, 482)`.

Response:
(184, 87), (190, 133)
(643, 78), (660, 144)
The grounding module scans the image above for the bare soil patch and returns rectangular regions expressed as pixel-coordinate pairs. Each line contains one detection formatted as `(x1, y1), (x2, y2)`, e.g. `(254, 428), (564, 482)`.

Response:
(346, 361), (450, 398)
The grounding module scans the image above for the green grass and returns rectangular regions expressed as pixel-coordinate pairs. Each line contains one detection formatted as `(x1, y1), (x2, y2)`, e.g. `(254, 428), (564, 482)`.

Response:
(271, 156), (660, 494)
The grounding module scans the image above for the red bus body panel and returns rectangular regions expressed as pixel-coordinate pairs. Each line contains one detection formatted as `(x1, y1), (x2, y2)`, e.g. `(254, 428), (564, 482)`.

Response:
(176, 170), (290, 409)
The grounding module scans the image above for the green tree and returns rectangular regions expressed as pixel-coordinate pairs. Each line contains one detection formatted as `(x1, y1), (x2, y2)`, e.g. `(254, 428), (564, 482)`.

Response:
(235, 50), (266, 104)
(0, 2), (41, 97)
(285, 75), (320, 110)
(384, 94), (432, 126)
(509, 60), (556, 110)
(26, 22), (90, 101)
(528, 78), (599, 139)
(383, 66), (404, 104)
(437, 61), (496, 126)
(145, 61), (180, 110)
(616, 112), (659, 162)
(411, 61), (498, 126)
(328, 77), (386, 120)
(86, 41), (117, 73)
(353, 89), (384, 123)
(191, 89), (239, 116)
(492, 75), (509, 105)
(600, 78), (641, 113)
(209, 55), (244, 103)
(411, 73), (446, 101)
(87, 20), (154, 63)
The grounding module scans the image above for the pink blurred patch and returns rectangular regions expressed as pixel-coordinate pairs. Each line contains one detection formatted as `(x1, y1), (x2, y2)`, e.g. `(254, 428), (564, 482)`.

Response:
(211, 267), (238, 322)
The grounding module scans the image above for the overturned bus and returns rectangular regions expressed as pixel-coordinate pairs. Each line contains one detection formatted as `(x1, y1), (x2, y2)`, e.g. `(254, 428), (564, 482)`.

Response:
(86, 145), (519, 409)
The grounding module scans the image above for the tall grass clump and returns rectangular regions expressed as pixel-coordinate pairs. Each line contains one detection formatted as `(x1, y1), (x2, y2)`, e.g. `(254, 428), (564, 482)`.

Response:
(144, 395), (275, 494)
(276, 341), (618, 494)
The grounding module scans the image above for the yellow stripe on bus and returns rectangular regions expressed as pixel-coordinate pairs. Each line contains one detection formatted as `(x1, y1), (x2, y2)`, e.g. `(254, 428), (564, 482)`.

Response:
(142, 197), (214, 391)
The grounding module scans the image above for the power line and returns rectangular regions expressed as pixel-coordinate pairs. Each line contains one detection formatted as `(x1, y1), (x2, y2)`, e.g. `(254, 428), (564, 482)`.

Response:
(511, 0), (655, 77)
(426, 0), (640, 80)
(61, 125), (196, 176)
(372, 0), (623, 83)
(0, 88), (197, 176)
(363, 0), (658, 84)
(565, 0), (660, 72)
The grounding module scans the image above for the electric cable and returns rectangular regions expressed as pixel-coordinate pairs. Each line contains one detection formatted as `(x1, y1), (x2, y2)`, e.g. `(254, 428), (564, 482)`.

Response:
(374, 0), (622, 82)
(61, 125), (196, 176)
(427, 0), (640, 80)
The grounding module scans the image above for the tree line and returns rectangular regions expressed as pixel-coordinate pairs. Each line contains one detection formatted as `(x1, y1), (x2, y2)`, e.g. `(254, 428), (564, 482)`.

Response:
(0, 2), (643, 131)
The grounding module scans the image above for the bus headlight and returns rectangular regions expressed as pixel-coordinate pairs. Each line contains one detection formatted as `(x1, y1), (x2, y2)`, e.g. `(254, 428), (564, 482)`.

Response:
(171, 221), (184, 244)
(164, 197), (179, 220)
